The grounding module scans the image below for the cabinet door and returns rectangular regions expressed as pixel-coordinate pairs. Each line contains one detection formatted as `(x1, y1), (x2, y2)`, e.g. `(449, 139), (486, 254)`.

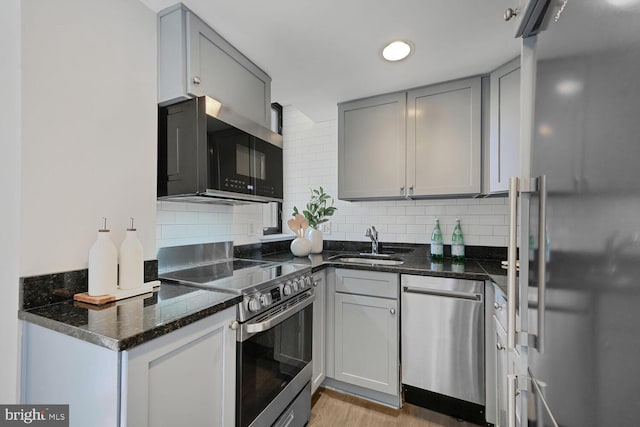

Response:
(338, 93), (407, 200)
(407, 77), (481, 196)
(312, 271), (326, 394)
(334, 292), (398, 395)
(187, 11), (271, 127)
(490, 58), (521, 193)
(495, 317), (508, 427)
(123, 307), (236, 427)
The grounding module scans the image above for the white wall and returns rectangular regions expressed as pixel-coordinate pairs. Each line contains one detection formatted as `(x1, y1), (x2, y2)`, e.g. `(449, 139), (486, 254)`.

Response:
(0, 0), (22, 404)
(283, 106), (509, 246)
(20, 0), (157, 276)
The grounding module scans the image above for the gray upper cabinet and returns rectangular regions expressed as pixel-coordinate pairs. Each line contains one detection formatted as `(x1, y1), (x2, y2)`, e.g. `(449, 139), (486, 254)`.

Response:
(158, 4), (272, 127)
(407, 77), (482, 197)
(338, 93), (407, 200)
(489, 58), (521, 193)
(338, 77), (481, 200)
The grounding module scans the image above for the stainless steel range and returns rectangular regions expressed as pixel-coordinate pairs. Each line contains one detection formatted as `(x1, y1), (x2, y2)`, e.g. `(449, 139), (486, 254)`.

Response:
(158, 242), (314, 427)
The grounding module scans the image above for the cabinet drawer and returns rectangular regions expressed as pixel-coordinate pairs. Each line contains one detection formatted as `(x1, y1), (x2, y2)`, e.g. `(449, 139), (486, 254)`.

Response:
(336, 269), (398, 299)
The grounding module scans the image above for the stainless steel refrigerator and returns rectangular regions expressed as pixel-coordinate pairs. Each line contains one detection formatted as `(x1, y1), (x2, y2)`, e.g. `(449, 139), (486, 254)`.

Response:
(508, 0), (640, 426)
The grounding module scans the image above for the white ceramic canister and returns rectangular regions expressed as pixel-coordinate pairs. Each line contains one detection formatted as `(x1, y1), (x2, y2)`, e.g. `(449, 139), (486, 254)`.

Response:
(290, 237), (312, 257)
(306, 228), (323, 254)
(119, 218), (144, 290)
(88, 218), (118, 296)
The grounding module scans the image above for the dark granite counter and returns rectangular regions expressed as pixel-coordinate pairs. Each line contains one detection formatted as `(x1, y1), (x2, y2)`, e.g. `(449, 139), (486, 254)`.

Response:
(19, 282), (241, 351)
(19, 241), (507, 352)
(237, 241), (508, 294)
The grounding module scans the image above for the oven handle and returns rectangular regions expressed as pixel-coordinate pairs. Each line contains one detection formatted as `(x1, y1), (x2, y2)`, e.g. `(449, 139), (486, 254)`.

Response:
(241, 292), (315, 338)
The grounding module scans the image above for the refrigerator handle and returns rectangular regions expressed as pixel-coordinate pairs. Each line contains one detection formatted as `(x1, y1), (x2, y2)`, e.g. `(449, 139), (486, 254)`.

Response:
(507, 176), (519, 350)
(537, 175), (547, 354)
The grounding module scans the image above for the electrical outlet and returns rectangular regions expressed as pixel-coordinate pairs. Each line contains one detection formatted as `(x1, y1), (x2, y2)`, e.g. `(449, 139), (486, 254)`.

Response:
(247, 221), (256, 236)
(321, 222), (331, 235)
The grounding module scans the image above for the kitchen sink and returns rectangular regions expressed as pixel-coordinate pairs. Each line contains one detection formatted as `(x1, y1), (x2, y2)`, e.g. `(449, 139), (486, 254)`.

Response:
(379, 246), (414, 255)
(329, 254), (405, 266)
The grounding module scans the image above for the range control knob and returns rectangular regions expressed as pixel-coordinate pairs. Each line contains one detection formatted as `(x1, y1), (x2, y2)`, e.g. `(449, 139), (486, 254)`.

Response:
(283, 282), (293, 296)
(260, 293), (273, 307)
(248, 295), (262, 313)
(292, 280), (299, 292)
(305, 276), (313, 287)
(298, 277), (306, 289)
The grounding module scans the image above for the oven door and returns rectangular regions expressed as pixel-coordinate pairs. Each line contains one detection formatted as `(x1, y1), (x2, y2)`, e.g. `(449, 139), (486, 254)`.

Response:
(237, 293), (314, 427)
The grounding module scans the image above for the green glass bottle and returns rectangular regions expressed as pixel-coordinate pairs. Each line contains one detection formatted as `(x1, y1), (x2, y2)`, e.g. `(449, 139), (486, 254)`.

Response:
(451, 218), (465, 263)
(430, 218), (444, 262)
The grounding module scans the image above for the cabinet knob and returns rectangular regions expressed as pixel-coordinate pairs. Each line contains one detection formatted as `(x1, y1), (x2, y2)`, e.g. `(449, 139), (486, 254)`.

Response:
(400, 186), (405, 194)
(390, 308), (396, 315)
(313, 281), (318, 287)
(497, 342), (506, 351)
(504, 7), (518, 21)
(494, 302), (503, 311)
(192, 76), (201, 85)
(229, 321), (239, 330)
(409, 185), (414, 195)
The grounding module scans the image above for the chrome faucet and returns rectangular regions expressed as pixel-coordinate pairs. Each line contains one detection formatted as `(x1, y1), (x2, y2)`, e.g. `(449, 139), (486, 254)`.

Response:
(365, 226), (379, 254)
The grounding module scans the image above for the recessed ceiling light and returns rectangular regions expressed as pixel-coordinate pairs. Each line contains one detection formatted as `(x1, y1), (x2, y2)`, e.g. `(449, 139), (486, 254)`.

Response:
(382, 41), (412, 62)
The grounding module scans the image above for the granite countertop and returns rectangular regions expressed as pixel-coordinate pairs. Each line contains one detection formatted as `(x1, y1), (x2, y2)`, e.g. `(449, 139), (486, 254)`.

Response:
(240, 243), (508, 294)
(19, 283), (241, 351)
(19, 242), (508, 352)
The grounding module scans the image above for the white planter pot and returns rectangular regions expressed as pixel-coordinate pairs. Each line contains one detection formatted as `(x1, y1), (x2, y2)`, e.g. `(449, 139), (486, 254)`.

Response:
(306, 228), (324, 254)
(290, 237), (312, 257)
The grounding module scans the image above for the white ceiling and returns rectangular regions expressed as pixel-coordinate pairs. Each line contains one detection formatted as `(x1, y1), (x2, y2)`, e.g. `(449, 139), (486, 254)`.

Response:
(140, 0), (522, 122)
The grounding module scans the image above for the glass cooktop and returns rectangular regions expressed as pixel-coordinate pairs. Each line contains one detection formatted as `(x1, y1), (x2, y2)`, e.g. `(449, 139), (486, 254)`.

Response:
(159, 259), (309, 294)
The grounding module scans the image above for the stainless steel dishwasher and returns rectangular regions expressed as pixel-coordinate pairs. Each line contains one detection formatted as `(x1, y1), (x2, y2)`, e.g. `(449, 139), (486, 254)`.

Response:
(401, 274), (485, 425)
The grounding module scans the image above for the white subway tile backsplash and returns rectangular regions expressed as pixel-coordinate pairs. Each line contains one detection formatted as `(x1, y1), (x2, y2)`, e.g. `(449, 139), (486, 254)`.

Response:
(175, 211), (199, 224)
(156, 210), (176, 225)
(468, 205), (495, 215)
(162, 224), (188, 239)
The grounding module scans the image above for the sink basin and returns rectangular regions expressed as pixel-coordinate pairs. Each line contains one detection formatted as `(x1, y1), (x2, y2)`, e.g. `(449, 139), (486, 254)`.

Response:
(379, 246), (414, 255)
(329, 254), (405, 266)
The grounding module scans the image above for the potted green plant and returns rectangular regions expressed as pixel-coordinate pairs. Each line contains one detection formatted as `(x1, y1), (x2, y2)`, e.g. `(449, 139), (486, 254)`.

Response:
(292, 186), (337, 253)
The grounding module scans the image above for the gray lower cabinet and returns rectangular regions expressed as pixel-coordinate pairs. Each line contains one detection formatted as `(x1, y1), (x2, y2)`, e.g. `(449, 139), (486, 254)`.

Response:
(311, 270), (326, 394)
(21, 306), (236, 427)
(333, 269), (399, 396)
(495, 315), (508, 427)
(489, 58), (521, 193)
(124, 307), (236, 426)
(158, 4), (271, 127)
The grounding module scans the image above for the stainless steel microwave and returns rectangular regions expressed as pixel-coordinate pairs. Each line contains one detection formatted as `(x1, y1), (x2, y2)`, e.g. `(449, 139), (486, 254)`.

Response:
(158, 96), (283, 204)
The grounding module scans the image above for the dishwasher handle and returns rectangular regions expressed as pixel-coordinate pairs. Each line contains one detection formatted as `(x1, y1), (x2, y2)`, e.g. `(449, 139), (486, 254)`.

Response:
(403, 286), (482, 302)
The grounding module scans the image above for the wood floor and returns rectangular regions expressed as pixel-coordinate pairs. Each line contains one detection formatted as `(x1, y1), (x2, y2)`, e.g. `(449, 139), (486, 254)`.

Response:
(308, 388), (481, 427)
